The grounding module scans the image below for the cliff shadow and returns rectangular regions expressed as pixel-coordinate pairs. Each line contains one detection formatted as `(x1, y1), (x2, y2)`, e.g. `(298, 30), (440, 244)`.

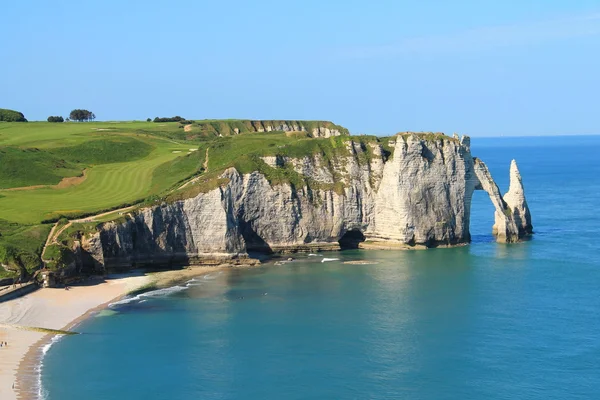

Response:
(239, 219), (273, 255)
(338, 229), (366, 250)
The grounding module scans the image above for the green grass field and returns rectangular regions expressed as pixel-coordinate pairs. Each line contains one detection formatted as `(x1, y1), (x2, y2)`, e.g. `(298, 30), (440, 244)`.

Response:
(0, 122), (201, 223)
(0, 121), (204, 275)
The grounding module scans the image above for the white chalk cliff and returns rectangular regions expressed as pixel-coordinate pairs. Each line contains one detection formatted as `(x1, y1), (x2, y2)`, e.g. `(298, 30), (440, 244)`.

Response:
(75, 134), (533, 271)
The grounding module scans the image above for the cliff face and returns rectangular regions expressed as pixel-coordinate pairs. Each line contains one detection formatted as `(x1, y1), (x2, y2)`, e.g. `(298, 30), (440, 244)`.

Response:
(190, 120), (348, 138)
(77, 134), (533, 271)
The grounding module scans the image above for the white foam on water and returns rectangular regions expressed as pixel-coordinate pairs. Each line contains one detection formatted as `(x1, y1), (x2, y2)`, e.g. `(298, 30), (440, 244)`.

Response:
(202, 271), (222, 280)
(38, 335), (65, 399)
(321, 258), (340, 263)
(109, 285), (188, 308)
(308, 253), (323, 257)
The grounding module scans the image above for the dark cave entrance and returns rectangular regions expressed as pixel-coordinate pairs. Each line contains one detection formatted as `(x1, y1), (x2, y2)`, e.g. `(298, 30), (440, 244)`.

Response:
(338, 229), (366, 250)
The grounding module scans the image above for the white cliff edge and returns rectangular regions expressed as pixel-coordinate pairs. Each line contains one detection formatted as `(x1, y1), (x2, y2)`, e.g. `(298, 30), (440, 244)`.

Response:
(68, 134), (532, 272)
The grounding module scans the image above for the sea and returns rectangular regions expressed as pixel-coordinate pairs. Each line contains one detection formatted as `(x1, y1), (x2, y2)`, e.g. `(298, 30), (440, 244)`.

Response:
(40, 135), (600, 400)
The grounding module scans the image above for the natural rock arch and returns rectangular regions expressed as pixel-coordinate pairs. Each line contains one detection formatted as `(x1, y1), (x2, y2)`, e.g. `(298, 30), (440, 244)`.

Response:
(472, 159), (533, 243)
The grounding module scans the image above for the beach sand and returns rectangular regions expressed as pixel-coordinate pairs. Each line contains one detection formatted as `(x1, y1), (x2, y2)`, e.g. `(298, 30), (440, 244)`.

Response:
(0, 266), (227, 400)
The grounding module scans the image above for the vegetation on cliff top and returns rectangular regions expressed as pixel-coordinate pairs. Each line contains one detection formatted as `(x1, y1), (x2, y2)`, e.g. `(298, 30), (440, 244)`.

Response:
(166, 133), (391, 201)
(0, 221), (51, 278)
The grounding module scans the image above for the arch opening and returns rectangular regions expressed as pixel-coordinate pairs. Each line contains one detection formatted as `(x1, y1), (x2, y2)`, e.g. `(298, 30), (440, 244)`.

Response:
(470, 189), (496, 244)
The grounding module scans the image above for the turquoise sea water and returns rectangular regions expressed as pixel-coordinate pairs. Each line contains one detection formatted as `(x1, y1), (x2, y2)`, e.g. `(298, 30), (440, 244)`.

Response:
(41, 136), (600, 400)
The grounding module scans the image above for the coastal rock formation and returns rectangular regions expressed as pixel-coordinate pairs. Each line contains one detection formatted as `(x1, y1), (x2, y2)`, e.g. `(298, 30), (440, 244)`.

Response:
(192, 120), (347, 138)
(75, 134), (533, 271)
(503, 160), (533, 237)
(473, 158), (533, 243)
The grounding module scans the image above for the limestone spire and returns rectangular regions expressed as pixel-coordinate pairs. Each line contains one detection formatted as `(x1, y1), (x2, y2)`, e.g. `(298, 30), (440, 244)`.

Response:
(503, 160), (533, 236)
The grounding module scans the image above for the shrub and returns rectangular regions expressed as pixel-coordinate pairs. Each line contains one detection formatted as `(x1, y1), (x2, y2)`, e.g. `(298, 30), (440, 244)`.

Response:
(0, 108), (27, 122)
(47, 116), (64, 123)
(153, 116), (185, 123)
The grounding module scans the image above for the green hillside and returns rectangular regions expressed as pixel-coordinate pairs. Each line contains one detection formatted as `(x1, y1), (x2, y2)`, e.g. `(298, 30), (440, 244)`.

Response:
(0, 119), (352, 277)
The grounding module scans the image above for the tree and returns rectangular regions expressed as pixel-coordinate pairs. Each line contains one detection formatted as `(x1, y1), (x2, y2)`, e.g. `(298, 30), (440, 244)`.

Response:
(47, 116), (64, 123)
(146, 118), (151, 122)
(69, 109), (95, 122)
(0, 108), (27, 122)
(153, 116), (185, 123)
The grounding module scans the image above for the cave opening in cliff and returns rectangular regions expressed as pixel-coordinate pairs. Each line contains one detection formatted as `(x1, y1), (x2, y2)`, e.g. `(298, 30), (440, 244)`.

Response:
(338, 229), (366, 250)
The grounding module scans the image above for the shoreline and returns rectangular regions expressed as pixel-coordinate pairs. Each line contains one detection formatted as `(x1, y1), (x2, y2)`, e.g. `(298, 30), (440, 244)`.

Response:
(0, 265), (233, 400)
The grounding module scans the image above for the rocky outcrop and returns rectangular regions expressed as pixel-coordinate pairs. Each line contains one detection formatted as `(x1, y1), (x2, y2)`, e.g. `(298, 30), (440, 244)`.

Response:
(503, 160), (533, 237)
(76, 134), (533, 272)
(251, 122), (343, 138)
(473, 158), (533, 243)
(192, 120), (348, 138)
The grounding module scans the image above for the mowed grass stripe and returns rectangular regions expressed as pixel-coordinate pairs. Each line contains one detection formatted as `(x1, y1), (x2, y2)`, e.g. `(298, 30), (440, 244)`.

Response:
(0, 146), (189, 223)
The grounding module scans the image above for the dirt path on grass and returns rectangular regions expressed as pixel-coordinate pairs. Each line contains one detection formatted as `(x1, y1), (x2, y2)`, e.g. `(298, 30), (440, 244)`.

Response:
(70, 205), (137, 224)
(178, 148), (209, 190)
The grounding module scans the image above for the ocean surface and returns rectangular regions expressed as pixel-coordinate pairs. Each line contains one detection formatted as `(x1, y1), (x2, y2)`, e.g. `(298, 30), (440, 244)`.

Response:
(41, 136), (600, 400)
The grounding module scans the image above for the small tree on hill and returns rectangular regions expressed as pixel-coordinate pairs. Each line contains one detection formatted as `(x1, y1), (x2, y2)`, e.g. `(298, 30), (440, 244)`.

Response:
(47, 116), (64, 123)
(69, 109), (95, 122)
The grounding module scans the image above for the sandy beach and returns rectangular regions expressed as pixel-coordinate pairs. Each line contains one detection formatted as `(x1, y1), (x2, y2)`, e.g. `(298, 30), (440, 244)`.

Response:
(0, 266), (226, 400)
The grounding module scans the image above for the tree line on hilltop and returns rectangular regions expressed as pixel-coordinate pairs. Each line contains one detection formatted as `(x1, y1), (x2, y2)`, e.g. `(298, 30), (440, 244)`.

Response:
(46, 109), (96, 122)
(2, 109), (199, 123)
(153, 116), (185, 123)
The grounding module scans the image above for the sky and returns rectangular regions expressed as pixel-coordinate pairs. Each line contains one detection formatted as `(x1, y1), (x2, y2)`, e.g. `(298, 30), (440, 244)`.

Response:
(1, 0), (599, 136)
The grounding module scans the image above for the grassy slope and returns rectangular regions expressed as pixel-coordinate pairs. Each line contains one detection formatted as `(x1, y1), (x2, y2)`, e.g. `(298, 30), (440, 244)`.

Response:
(0, 121), (204, 273)
(0, 147), (81, 188)
(0, 221), (51, 278)
(0, 119), (364, 274)
(0, 140), (198, 223)
(0, 121), (183, 147)
(166, 133), (392, 201)
(49, 137), (154, 165)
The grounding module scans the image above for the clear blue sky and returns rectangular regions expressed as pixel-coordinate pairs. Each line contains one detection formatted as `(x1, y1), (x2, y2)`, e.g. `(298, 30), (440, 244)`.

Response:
(2, 0), (599, 136)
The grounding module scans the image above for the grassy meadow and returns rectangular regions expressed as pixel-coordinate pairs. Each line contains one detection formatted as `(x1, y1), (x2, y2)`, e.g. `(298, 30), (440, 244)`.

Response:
(0, 121), (203, 276)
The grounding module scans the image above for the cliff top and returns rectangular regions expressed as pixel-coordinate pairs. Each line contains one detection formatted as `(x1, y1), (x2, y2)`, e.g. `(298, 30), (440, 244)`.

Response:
(176, 120), (349, 139)
(395, 132), (460, 142)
